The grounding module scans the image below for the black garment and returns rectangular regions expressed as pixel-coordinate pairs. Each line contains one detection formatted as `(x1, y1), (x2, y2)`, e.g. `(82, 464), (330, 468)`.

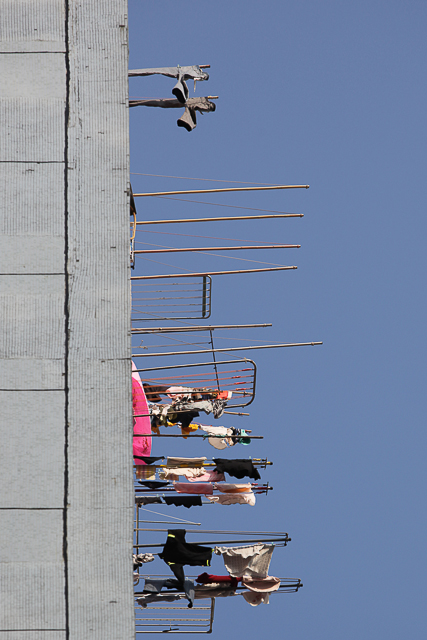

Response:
(135, 496), (162, 506)
(213, 458), (261, 481)
(142, 383), (170, 403)
(180, 411), (200, 430)
(159, 529), (212, 568)
(136, 456), (164, 465)
(164, 496), (203, 509)
(169, 410), (200, 431)
(150, 409), (200, 432)
(138, 481), (170, 490)
(168, 563), (185, 585)
(173, 399), (226, 420)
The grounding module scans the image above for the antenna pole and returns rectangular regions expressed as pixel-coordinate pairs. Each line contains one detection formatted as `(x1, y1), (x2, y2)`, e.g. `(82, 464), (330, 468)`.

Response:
(133, 185), (309, 197)
(136, 213), (303, 225)
(131, 324), (272, 333)
(131, 266), (297, 279)
(134, 244), (300, 254)
(131, 341), (323, 358)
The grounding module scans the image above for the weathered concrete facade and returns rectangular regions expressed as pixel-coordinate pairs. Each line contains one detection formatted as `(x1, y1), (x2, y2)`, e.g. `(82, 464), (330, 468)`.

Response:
(0, 2), (134, 638)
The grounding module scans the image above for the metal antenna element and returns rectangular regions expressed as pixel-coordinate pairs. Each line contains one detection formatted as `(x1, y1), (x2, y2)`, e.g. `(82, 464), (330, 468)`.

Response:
(134, 244), (300, 254)
(131, 324), (272, 334)
(131, 266), (297, 279)
(133, 185), (309, 197)
(131, 341), (323, 358)
(136, 213), (304, 224)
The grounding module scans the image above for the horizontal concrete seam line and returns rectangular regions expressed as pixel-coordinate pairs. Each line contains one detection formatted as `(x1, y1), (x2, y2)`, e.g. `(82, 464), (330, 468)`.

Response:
(0, 630), (66, 632)
(97, 358), (131, 361)
(0, 389), (64, 391)
(0, 509), (63, 512)
(0, 273), (65, 276)
(0, 161), (65, 164)
(0, 51), (66, 54)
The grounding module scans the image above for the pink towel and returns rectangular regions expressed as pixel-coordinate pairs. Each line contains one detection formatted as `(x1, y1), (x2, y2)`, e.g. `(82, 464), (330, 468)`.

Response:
(132, 375), (152, 464)
(174, 482), (214, 495)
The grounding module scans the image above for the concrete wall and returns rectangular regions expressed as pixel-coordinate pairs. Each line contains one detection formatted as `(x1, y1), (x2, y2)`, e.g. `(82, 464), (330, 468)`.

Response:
(0, 2), (134, 638)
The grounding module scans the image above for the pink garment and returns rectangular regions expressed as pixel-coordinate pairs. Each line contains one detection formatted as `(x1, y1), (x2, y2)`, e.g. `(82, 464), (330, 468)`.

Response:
(174, 482), (214, 495)
(132, 370), (152, 465)
(132, 361), (143, 386)
(188, 470), (225, 483)
(242, 577), (280, 593)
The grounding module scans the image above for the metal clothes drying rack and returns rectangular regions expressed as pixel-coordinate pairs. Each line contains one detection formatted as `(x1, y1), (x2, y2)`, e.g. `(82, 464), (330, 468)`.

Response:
(132, 505), (298, 634)
(131, 275), (212, 321)
(135, 596), (215, 635)
(134, 358), (257, 409)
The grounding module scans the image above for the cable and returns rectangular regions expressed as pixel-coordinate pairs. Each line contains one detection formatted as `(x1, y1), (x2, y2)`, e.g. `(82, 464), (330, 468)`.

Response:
(130, 172), (279, 185)
(139, 252), (288, 268)
(134, 256), (197, 272)
(156, 196), (301, 215)
(135, 229), (294, 245)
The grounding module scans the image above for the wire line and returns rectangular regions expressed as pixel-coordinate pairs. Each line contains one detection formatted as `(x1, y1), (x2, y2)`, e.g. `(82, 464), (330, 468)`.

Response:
(135, 229), (294, 245)
(156, 196), (301, 215)
(130, 172), (280, 185)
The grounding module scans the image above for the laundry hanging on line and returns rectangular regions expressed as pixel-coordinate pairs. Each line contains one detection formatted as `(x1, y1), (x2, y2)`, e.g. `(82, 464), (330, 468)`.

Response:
(137, 592), (185, 607)
(194, 584), (238, 599)
(165, 421), (252, 448)
(159, 529), (212, 584)
(138, 480), (170, 490)
(159, 467), (225, 481)
(213, 458), (261, 481)
(196, 572), (280, 596)
(174, 482), (214, 495)
(132, 362), (152, 464)
(164, 495), (203, 508)
(135, 456), (165, 466)
(129, 97), (216, 131)
(208, 492), (256, 506)
(149, 403), (221, 432)
(133, 553), (155, 568)
(201, 424), (251, 449)
(167, 456), (207, 466)
(214, 543), (275, 578)
(141, 577), (195, 608)
(136, 496), (163, 506)
(135, 465), (157, 481)
(128, 65), (210, 103)
(143, 383), (231, 404)
(159, 529), (213, 566)
(146, 384), (232, 431)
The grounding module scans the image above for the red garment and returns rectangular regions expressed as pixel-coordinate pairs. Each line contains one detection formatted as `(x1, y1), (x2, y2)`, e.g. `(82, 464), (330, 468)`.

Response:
(196, 573), (240, 589)
(132, 376), (152, 464)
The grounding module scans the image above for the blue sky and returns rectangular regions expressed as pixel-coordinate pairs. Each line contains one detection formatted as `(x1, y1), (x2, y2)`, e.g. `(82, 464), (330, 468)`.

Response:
(128, 2), (427, 638)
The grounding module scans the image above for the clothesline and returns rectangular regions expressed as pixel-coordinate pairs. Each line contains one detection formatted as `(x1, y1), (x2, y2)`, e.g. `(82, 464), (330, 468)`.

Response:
(133, 433), (263, 439)
(134, 580), (302, 595)
(136, 536), (289, 548)
(137, 528), (286, 535)
(129, 171), (281, 185)
(133, 460), (272, 469)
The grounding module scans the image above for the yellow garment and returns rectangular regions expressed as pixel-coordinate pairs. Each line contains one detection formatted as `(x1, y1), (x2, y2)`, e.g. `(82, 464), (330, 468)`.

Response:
(180, 422), (199, 439)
